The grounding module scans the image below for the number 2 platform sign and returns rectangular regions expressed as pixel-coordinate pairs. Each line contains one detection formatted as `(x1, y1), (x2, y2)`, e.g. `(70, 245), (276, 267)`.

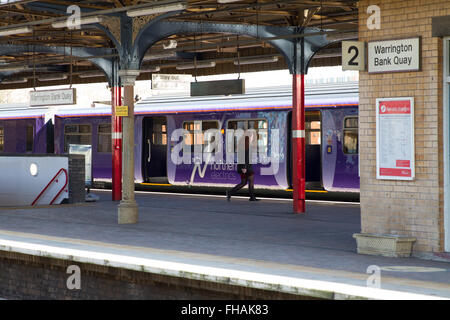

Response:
(376, 97), (415, 180)
(342, 41), (366, 71)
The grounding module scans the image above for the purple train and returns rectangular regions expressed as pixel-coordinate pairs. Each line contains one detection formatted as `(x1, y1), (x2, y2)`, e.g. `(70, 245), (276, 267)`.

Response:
(0, 104), (53, 154)
(0, 83), (359, 194)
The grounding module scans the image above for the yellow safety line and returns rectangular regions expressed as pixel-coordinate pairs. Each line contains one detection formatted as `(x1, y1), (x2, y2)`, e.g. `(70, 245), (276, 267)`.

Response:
(285, 189), (328, 193)
(140, 183), (328, 193)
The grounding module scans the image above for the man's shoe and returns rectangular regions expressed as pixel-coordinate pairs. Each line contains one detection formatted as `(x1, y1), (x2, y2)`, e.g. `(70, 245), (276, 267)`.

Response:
(226, 190), (231, 201)
(249, 198), (260, 201)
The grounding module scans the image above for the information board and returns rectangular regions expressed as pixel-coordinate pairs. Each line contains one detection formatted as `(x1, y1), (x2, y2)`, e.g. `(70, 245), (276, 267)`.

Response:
(376, 97), (414, 180)
(69, 144), (92, 187)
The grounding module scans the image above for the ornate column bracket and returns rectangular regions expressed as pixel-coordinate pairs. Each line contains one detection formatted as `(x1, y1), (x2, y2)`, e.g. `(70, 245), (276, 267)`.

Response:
(0, 43), (115, 85)
(100, 16), (122, 46)
(132, 20), (333, 74)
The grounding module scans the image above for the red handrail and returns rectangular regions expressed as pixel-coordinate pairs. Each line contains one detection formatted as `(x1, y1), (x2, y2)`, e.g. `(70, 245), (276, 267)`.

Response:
(31, 168), (68, 206)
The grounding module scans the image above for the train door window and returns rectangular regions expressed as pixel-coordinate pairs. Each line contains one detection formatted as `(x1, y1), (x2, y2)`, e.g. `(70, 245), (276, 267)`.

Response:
(64, 124), (92, 152)
(306, 112), (321, 145)
(152, 121), (167, 146)
(26, 125), (34, 152)
(98, 124), (112, 153)
(0, 127), (4, 152)
(343, 116), (358, 154)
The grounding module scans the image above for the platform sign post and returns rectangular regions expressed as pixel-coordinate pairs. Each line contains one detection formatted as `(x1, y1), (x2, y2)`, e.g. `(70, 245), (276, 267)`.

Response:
(376, 97), (415, 180)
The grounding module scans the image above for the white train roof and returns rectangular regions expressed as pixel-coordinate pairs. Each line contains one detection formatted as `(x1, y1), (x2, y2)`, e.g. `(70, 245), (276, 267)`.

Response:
(0, 82), (359, 118)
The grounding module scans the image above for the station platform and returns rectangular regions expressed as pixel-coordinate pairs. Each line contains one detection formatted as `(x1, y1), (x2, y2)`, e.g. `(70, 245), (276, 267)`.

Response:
(0, 190), (449, 300)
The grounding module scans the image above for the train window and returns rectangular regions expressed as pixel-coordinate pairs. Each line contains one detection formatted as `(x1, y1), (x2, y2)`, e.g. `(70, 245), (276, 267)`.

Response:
(183, 121), (219, 148)
(343, 116), (358, 154)
(306, 112), (321, 145)
(26, 125), (34, 152)
(64, 124), (92, 152)
(227, 119), (268, 154)
(98, 124), (112, 153)
(152, 122), (167, 146)
(0, 127), (3, 152)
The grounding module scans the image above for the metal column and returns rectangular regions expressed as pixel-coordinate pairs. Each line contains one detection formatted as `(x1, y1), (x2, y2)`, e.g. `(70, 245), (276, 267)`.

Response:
(112, 85), (122, 201)
(292, 38), (306, 214)
(292, 73), (306, 213)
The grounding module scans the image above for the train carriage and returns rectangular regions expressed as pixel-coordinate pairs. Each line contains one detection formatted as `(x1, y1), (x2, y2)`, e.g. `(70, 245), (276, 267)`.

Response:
(51, 82), (359, 193)
(0, 104), (52, 154)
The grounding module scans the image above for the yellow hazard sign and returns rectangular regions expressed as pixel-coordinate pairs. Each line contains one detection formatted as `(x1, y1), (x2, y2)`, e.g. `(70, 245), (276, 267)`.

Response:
(116, 105), (128, 117)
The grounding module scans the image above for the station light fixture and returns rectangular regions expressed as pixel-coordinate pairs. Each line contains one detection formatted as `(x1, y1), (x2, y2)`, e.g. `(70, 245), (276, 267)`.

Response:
(217, 0), (242, 3)
(127, 2), (187, 17)
(234, 56), (279, 65)
(176, 61), (216, 70)
(78, 71), (105, 78)
(38, 74), (68, 82)
(143, 52), (177, 61)
(52, 16), (104, 29)
(0, 65), (29, 72)
(140, 66), (161, 73)
(1, 77), (28, 84)
(0, 26), (33, 37)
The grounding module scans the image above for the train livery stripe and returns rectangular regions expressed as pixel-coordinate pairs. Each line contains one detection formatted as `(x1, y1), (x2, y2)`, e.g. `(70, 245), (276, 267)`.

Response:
(0, 116), (45, 120)
(54, 104), (358, 118)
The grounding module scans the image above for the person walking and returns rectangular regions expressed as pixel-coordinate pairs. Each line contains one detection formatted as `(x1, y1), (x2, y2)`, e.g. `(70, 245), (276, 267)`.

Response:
(226, 135), (259, 201)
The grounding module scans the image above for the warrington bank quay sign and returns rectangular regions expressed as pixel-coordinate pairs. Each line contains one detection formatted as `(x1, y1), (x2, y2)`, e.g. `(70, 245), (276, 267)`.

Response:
(368, 37), (421, 73)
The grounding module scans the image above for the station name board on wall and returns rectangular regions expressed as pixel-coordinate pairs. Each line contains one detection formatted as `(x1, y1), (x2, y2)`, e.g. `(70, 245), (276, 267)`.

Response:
(30, 88), (76, 107)
(376, 97), (415, 180)
(368, 37), (421, 73)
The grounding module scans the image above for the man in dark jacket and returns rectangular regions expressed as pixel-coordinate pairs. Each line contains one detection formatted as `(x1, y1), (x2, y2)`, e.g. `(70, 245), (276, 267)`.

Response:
(226, 135), (259, 201)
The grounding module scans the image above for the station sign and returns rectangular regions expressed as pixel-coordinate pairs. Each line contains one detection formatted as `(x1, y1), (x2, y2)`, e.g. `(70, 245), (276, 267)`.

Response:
(368, 37), (421, 73)
(30, 88), (76, 107)
(376, 97), (415, 180)
(151, 74), (192, 91)
(191, 79), (245, 96)
(342, 41), (366, 71)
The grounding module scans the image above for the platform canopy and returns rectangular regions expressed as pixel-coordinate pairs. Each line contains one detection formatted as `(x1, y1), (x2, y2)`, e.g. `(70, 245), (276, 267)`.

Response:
(0, 0), (358, 89)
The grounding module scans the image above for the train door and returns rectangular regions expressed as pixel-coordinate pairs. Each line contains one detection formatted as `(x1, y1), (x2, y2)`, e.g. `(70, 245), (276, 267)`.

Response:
(305, 111), (322, 189)
(143, 117), (168, 181)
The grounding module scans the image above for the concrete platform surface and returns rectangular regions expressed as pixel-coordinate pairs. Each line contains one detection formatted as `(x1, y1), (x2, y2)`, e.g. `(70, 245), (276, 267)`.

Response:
(0, 190), (449, 299)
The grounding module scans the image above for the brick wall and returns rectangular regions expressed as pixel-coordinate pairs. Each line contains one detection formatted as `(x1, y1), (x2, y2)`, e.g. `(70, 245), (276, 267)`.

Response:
(68, 154), (85, 204)
(358, 0), (450, 254)
(0, 251), (318, 300)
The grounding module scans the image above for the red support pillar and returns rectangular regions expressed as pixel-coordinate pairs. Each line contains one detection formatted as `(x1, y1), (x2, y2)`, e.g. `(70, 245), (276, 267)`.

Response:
(112, 86), (122, 201)
(292, 73), (306, 213)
